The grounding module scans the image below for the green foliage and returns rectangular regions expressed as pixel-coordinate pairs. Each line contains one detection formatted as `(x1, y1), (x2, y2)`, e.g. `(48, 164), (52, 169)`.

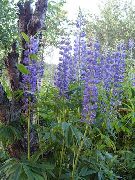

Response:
(29, 54), (39, 61)
(0, 158), (54, 180)
(17, 64), (30, 75)
(0, 0), (17, 51)
(0, 0), (17, 71)
(0, 77), (12, 99)
(0, 1), (135, 179)
(86, 0), (135, 49)
(44, 0), (69, 47)
(31, 78), (135, 179)
(0, 122), (22, 147)
(21, 32), (30, 43)
(1, 69), (135, 179)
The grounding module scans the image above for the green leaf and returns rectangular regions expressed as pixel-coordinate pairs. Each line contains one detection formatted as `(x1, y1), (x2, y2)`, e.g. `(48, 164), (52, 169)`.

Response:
(29, 54), (39, 61)
(21, 32), (30, 42)
(98, 172), (104, 180)
(23, 165), (34, 180)
(13, 90), (24, 99)
(62, 122), (70, 133)
(79, 167), (96, 177)
(31, 150), (43, 162)
(17, 64), (29, 75)
(13, 164), (22, 180)
(62, 122), (71, 146)
(1, 159), (15, 174)
(0, 79), (12, 98)
(31, 172), (44, 180)
(37, 163), (55, 172)
(70, 126), (82, 145)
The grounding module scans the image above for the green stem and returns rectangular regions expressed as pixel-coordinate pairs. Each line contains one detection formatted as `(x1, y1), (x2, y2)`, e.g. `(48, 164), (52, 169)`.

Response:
(27, 95), (31, 160)
(37, 89), (40, 125)
(72, 125), (88, 179)
(37, 107), (40, 125)
(58, 141), (65, 179)
(58, 96), (66, 178)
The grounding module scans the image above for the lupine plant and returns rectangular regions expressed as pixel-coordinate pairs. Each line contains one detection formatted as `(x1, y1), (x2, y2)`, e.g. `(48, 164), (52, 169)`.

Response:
(73, 10), (87, 82)
(21, 35), (45, 160)
(1, 5), (135, 180)
(51, 10), (135, 180)
(22, 36), (44, 112)
(55, 37), (126, 124)
(54, 37), (72, 96)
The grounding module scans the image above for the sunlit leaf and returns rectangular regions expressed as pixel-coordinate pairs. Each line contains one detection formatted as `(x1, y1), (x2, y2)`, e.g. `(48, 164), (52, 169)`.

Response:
(17, 64), (29, 75)
(21, 32), (30, 42)
(29, 54), (39, 61)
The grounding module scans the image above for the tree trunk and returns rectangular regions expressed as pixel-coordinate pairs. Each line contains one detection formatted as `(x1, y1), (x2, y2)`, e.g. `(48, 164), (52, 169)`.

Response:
(0, 0), (48, 158)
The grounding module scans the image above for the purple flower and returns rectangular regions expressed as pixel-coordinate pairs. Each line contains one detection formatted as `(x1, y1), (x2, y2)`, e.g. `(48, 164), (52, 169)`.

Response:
(72, 12), (87, 82)
(81, 41), (101, 123)
(22, 36), (45, 112)
(54, 10), (127, 124)
(54, 38), (72, 96)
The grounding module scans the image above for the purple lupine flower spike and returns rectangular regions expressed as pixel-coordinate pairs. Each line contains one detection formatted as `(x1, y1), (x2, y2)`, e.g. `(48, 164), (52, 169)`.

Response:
(81, 41), (100, 123)
(22, 36), (45, 112)
(54, 37), (72, 96)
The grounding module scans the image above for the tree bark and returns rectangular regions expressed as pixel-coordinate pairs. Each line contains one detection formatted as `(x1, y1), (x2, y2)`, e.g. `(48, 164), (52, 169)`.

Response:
(0, 0), (48, 158)
(0, 82), (10, 123)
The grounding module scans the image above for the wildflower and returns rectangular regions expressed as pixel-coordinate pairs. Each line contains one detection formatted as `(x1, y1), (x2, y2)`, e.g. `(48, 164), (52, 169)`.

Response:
(22, 37), (44, 111)
(54, 38), (72, 95)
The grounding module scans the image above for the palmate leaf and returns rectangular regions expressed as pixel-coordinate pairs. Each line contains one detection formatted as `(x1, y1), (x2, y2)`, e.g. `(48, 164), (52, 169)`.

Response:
(101, 134), (116, 151)
(70, 125), (83, 145)
(37, 162), (55, 171)
(0, 124), (22, 146)
(0, 158), (19, 179)
(0, 158), (54, 180)
(79, 167), (96, 177)
(61, 122), (71, 146)
(31, 150), (43, 163)
(0, 158), (15, 173)
(22, 165), (35, 180)
(6, 164), (22, 180)
(61, 122), (84, 147)
(12, 165), (23, 180)
(31, 172), (45, 180)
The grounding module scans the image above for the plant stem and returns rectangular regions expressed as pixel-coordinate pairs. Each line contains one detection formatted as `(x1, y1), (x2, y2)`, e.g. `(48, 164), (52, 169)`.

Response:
(72, 125), (88, 179)
(37, 82), (41, 125)
(58, 141), (65, 179)
(28, 95), (31, 160)
(58, 96), (66, 178)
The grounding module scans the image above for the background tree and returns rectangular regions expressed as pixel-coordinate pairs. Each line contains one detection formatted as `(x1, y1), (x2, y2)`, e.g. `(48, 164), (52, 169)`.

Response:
(86, 0), (135, 49)
(43, 0), (69, 47)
